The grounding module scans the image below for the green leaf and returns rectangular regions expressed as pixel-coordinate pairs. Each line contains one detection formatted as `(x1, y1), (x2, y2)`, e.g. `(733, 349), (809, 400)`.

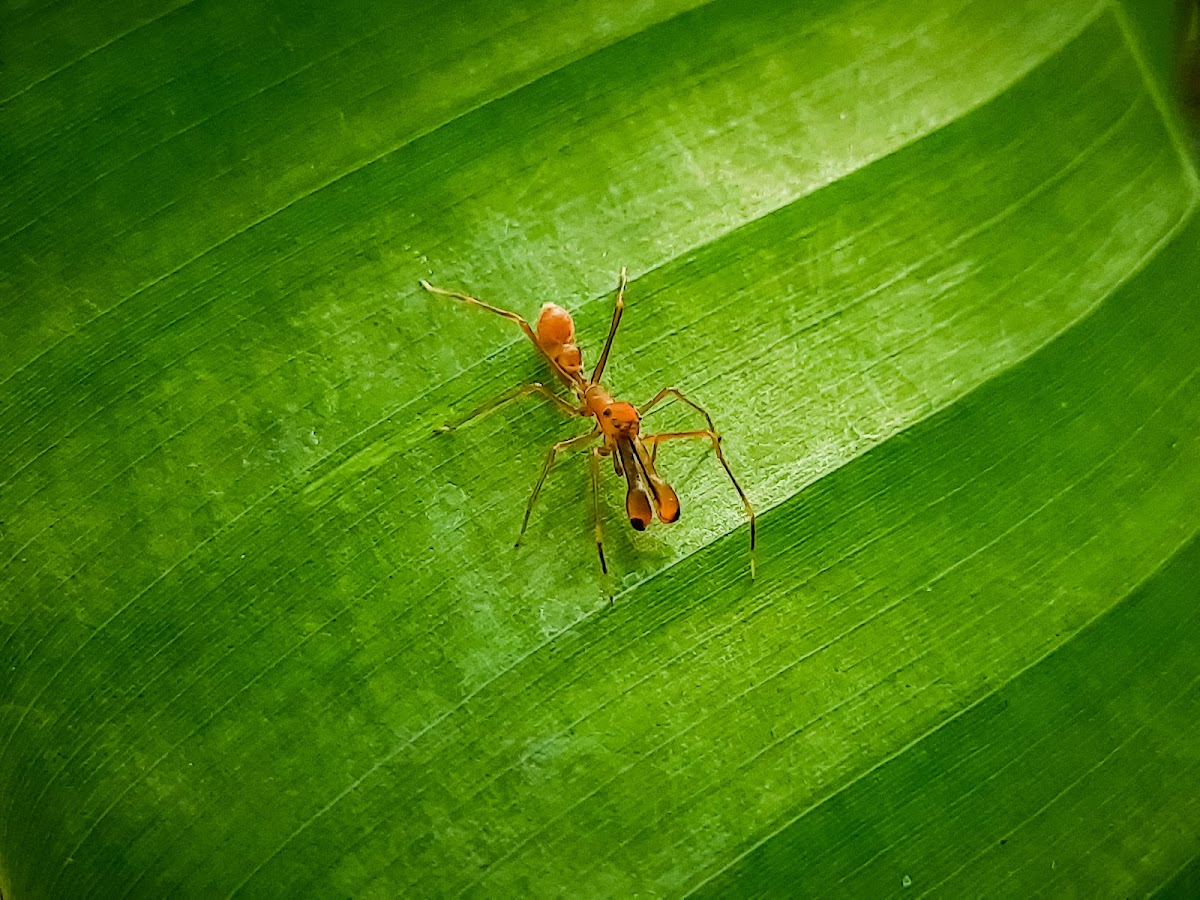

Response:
(2, 0), (1198, 896)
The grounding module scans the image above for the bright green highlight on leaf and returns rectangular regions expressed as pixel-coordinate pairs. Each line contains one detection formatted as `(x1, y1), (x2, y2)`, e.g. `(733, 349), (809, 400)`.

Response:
(1, 0), (1198, 896)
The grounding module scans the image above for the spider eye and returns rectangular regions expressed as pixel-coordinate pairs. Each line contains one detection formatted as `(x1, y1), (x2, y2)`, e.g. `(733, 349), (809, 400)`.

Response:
(603, 409), (612, 417)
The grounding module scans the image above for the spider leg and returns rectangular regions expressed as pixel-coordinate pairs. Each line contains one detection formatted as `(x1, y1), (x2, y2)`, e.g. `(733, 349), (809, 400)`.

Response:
(643, 428), (756, 574)
(437, 382), (583, 433)
(517, 429), (601, 546)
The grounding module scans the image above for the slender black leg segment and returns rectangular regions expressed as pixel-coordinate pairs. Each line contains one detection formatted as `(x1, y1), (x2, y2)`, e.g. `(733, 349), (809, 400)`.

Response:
(589, 448), (608, 575)
(517, 430), (601, 546)
(437, 382), (583, 433)
(589, 267), (627, 386)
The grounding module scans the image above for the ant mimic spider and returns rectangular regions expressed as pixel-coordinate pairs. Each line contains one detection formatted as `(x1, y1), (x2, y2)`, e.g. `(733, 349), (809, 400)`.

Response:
(420, 269), (755, 578)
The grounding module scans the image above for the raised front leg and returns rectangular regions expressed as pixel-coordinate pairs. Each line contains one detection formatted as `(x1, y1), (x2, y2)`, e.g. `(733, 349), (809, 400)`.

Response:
(589, 267), (628, 385)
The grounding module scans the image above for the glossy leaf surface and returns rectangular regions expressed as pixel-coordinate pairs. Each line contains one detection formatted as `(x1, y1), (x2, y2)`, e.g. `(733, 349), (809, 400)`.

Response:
(2, 0), (1198, 895)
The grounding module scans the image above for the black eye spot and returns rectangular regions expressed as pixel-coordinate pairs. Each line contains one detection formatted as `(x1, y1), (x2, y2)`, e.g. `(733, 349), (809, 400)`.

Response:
(603, 409), (612, 417)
